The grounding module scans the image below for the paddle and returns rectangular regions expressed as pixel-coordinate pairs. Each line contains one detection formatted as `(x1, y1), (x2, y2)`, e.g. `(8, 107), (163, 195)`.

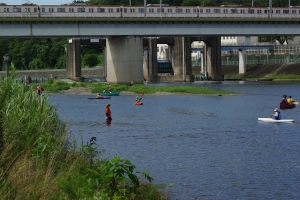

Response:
(293, 101), (299, 105)
(140, 92), (144, 100)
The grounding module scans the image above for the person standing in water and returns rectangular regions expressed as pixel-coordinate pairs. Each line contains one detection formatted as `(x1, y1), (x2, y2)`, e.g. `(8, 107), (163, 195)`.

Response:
(105, 104), (112, 120)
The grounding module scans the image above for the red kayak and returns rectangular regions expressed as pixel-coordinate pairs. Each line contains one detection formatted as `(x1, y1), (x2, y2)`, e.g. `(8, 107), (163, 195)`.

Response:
(280, 102), (296, 109)
(134, 102), (143, 105)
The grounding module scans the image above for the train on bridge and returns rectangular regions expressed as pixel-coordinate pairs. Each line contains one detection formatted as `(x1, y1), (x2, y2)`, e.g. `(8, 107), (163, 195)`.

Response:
(0, 3), (300, 19)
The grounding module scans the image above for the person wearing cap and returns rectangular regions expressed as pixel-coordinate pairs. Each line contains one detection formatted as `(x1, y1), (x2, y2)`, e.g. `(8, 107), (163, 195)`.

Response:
(135, 96), (141, 103)
(105, 104), (112, 120)
(287, 96), (293, 104)
(272, 108), (281, 120)
(281, 94), (287, 104)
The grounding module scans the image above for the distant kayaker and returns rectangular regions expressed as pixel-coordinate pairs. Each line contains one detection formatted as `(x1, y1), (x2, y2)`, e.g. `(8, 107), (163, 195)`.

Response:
(272, 108), (281, 120)
(281, 94), (287, 104)
(105, 104), (112, 120)
(287, 96), (293, 104)
(108, 83), (111, 92)
(37, 85), (44, 95)
(102, 89), (106, 94)
(96, 93), (101, 98)
(135, 96), (141, 102)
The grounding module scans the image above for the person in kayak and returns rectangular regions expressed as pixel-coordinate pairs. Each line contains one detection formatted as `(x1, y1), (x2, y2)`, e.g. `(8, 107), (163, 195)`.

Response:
(281, 94), (287, 104)
(105, 104), (112, 120)
(287, 96), (294, 104)
(96, 93), (101, 98)
(272, 108), (281, 120)
(135, 96), (141, 103)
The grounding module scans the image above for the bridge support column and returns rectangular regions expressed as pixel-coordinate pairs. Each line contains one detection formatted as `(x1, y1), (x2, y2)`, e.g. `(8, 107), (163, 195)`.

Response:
(66, 38), (82, 81)
(238, 49), (246, 74)
(143, 38), (158, 82)
(202, 37), (224, 81)
(106, 36), (143, 84)
(200, 51), (204, 74)
(172, 36), (194, 82)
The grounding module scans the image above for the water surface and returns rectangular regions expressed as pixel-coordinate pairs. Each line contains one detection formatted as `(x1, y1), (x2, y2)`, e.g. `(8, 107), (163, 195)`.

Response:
(49, 81), (300, 200)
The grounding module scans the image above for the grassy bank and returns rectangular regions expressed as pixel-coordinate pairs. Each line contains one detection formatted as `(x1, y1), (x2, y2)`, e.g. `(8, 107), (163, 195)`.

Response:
(35, 78), (238, 95)
(0, 78), (171, 199)
(225, 73), (300, 81)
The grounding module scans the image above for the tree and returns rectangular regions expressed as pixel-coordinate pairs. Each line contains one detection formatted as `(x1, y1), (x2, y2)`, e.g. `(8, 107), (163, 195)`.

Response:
(259, 36), (295, 45)
(82, 54), (98, 67)
(182, 0), (200, 6)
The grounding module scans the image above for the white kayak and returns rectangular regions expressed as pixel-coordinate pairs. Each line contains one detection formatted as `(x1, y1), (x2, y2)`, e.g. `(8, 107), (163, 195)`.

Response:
(258, 118), (294, 123)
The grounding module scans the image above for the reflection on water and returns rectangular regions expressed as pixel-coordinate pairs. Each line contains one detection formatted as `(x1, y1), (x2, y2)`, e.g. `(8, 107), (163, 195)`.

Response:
(49, 81), (300, 200)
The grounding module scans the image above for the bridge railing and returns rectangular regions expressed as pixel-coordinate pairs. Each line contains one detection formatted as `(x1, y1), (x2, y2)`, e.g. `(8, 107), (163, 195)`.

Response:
(221, 53), (300, 65)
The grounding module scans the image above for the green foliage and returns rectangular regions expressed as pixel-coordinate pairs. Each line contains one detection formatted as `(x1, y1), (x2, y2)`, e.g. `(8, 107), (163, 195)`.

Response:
(96, 156), (153, 199)
(82, 53), (98, 67)
(181, 0), (200, 6)
(36, 80), (71, 93)
(90, 82), (237, 95)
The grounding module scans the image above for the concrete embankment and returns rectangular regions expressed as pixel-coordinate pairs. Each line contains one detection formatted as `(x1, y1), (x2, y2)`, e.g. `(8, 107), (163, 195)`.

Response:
(222, 63), (300, 76)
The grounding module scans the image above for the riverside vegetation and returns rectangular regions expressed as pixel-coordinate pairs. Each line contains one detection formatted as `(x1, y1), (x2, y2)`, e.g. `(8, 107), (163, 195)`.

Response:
(34, 78), (238, 95)
(0, 76), (172, 199)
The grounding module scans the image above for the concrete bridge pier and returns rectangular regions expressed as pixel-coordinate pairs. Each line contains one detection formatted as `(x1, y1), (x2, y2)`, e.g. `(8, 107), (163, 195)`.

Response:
(143, 38), (158, 82)
(66, 38), (82, 81)
(238, 49), (246, 74)
(202, 37), (224, 81)
(172, 37), (194, 82)
(106, 36), (143, 84)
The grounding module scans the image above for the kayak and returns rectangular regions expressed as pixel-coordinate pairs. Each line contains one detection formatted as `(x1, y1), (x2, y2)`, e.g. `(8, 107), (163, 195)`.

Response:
(280, 102), (296, 109)
(134, 102), (143, 105)
(100, 92), (120, 96)
(88, 97), (111, 100)
(258, 118), (294, 123)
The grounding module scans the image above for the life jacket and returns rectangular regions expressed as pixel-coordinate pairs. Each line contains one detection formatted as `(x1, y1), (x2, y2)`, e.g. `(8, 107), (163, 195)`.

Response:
(105, 107), (111, 118)
(274, 111), (281, 120)
(281, 98), (287, 103)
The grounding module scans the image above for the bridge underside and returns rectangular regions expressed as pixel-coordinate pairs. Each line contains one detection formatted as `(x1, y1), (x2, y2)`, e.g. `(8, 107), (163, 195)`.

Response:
(66, 36), (224, 83)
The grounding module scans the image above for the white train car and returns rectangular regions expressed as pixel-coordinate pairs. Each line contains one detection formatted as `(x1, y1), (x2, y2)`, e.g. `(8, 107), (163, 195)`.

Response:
(0, 3), (39, 18)
(39, 4), (122, 18)
(0, 3), (300, 19)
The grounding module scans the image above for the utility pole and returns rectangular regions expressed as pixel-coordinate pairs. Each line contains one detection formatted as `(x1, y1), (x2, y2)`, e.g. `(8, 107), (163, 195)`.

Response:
(3, 55), (10, 78)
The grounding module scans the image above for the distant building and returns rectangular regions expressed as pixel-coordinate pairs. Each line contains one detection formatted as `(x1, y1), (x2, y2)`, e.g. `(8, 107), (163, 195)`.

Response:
(157, 36), (300, 61)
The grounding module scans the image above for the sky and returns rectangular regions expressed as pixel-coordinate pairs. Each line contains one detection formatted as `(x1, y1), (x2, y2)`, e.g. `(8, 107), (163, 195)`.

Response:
(5, 0), (74, 5)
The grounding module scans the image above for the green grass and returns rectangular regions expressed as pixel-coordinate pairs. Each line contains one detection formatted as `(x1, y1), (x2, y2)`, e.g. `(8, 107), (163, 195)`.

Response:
(267, 74), (300, 80)
(35, 80), (238, 95)
(225, 73), (300, 80)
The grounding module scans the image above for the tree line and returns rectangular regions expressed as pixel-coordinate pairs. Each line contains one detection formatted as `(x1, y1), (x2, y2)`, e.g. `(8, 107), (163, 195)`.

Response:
(0, 38), (103, 71)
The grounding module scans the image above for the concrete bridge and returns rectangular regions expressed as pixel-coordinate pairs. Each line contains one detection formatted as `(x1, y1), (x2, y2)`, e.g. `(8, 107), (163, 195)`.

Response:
(1, 18), (300, 83)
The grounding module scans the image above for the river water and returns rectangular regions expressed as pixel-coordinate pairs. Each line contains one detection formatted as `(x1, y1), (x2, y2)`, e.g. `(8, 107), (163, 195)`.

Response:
(48, 81), (300, 200)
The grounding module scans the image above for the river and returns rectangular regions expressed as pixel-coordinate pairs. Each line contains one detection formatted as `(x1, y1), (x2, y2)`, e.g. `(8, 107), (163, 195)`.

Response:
(48, 81), (300, 200)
